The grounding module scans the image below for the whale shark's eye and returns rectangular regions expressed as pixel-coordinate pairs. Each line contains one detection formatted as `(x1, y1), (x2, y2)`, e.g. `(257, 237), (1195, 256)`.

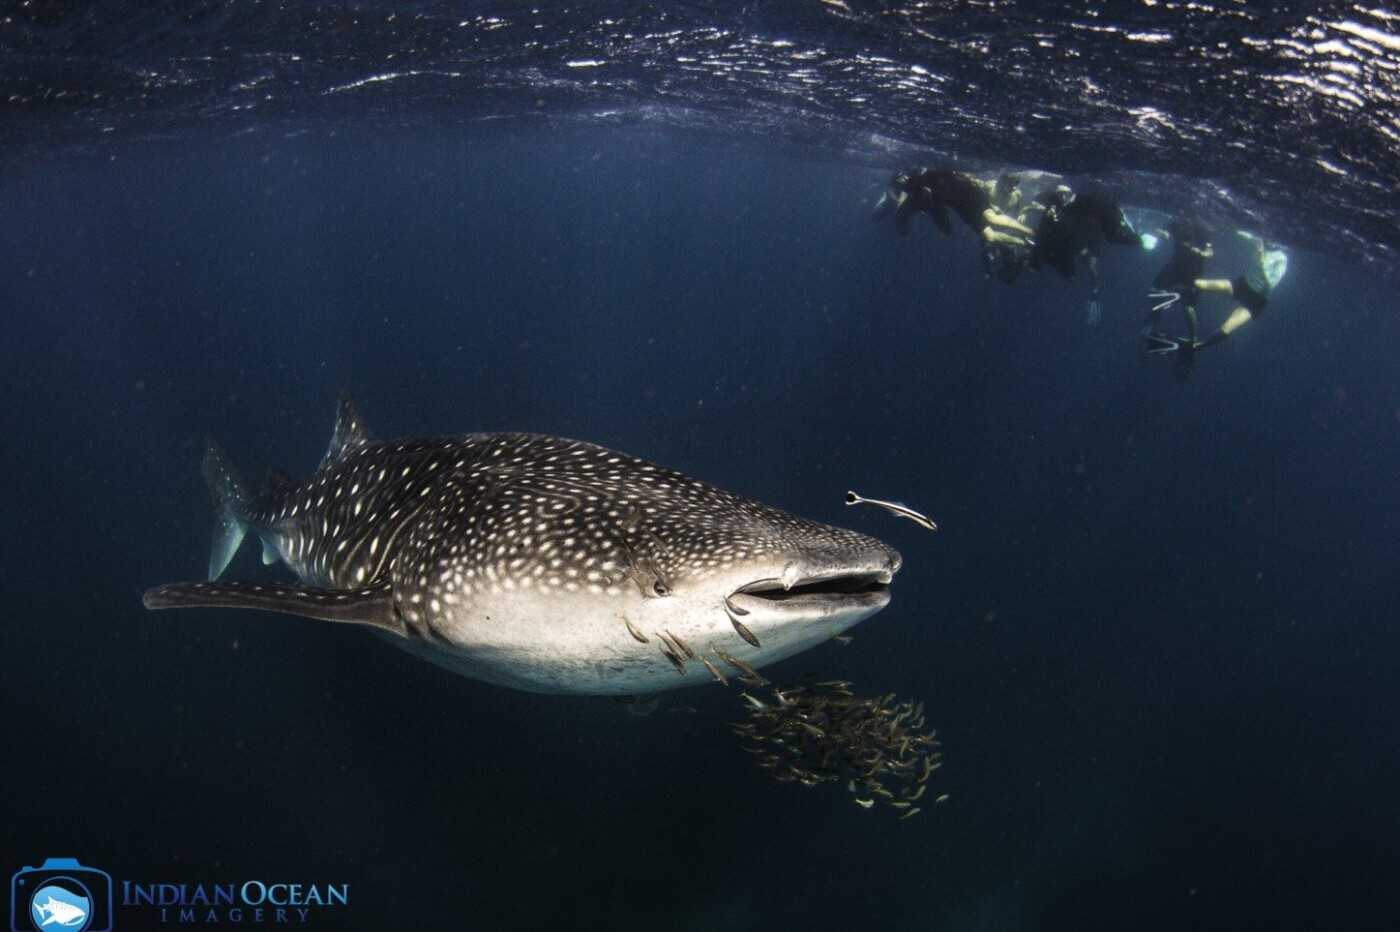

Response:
(652, 579), (670, 597)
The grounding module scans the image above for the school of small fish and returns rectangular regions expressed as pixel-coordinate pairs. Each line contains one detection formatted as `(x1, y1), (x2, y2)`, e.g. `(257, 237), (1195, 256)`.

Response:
(731, 679), (943, 818)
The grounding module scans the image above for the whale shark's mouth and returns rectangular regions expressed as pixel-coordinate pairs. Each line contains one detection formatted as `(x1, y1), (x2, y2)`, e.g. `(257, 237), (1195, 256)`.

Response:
(731, 570), (892, 607)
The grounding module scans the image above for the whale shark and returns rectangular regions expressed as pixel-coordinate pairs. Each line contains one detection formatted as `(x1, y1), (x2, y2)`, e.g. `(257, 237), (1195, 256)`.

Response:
(145, 392), (901, 695)
(33, 895), (86, 927)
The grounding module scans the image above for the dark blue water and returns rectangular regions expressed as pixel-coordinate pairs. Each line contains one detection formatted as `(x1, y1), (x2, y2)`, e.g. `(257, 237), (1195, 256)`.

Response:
(3, 4), (1400, 931)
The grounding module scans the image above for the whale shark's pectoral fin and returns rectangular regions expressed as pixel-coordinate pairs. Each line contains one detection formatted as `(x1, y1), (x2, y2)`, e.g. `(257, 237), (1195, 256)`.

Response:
(143, 580), (407, 637)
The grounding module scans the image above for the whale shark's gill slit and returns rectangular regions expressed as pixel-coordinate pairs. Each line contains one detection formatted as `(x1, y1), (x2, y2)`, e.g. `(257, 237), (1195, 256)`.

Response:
(616, 526), (672, 598)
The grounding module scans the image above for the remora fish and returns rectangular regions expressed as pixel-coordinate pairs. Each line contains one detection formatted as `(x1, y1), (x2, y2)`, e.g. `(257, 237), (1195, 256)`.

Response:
(844, 490), (938, 532)
(145, 392), (901, 696)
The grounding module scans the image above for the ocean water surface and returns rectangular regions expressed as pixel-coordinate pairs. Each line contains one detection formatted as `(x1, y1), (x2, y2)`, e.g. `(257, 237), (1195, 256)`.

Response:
(2, 3), (1398, 930)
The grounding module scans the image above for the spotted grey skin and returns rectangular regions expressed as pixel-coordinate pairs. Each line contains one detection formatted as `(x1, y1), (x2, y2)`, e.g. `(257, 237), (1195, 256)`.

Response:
(145, 391), (901, 696)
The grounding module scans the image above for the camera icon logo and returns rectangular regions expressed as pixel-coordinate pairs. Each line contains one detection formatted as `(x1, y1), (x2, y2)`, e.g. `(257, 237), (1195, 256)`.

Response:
(10, 859), (112, 932)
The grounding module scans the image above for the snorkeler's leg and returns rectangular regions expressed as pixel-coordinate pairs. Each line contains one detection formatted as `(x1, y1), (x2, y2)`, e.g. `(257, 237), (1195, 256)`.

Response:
(982, 227), (1030, 247)
(983, 208), (1036, 238)
(1197, 306), (1253, 349)
(1086, 254), (1101, 326)
(1194, 278), (1234, 295)
(1218, 305), (1253, 336)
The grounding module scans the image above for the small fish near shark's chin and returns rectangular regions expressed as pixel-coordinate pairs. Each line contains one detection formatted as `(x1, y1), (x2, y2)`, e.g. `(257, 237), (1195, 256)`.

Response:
(144, 391), (908, 698)
(714, 567), (895, 665)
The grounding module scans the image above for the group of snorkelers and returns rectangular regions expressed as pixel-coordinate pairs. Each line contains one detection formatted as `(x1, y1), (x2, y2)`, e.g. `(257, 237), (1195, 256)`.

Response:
(872, 168), (1288, 376)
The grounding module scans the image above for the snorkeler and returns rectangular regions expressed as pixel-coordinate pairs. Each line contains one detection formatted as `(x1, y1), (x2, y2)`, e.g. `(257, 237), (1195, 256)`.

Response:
(1147, 231), (1288, 368)
(876, 168), (1036, 247)
(1029, 185), (1150, 325)
(1144, 218), (1214, 346)
(980, 174), (1036, 283)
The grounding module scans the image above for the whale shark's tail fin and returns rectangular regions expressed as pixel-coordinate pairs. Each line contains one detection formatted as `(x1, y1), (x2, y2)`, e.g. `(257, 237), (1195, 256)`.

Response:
(201, 436), (254, 581)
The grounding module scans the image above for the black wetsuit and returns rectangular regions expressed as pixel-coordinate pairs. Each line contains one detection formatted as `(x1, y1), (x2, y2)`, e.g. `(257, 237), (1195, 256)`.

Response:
(891, 169), (946, 235)
(1152, 220), (1210, 291)
(1030, 197), (1094, 278)
(890, 169), (990, 236)
(1031, 189), (1137, 278)
(932, 171), (992, 231)
(1231, 277), (1269, 316)
(1067, 192), (1140, 247)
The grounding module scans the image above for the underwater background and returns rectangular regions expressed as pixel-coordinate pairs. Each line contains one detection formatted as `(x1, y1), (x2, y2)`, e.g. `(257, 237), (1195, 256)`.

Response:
(2, 3), (1399, 930)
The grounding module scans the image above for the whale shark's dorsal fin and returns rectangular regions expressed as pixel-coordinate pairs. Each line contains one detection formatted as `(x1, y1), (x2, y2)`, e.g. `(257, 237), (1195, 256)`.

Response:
(320, 389), (376, 471)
